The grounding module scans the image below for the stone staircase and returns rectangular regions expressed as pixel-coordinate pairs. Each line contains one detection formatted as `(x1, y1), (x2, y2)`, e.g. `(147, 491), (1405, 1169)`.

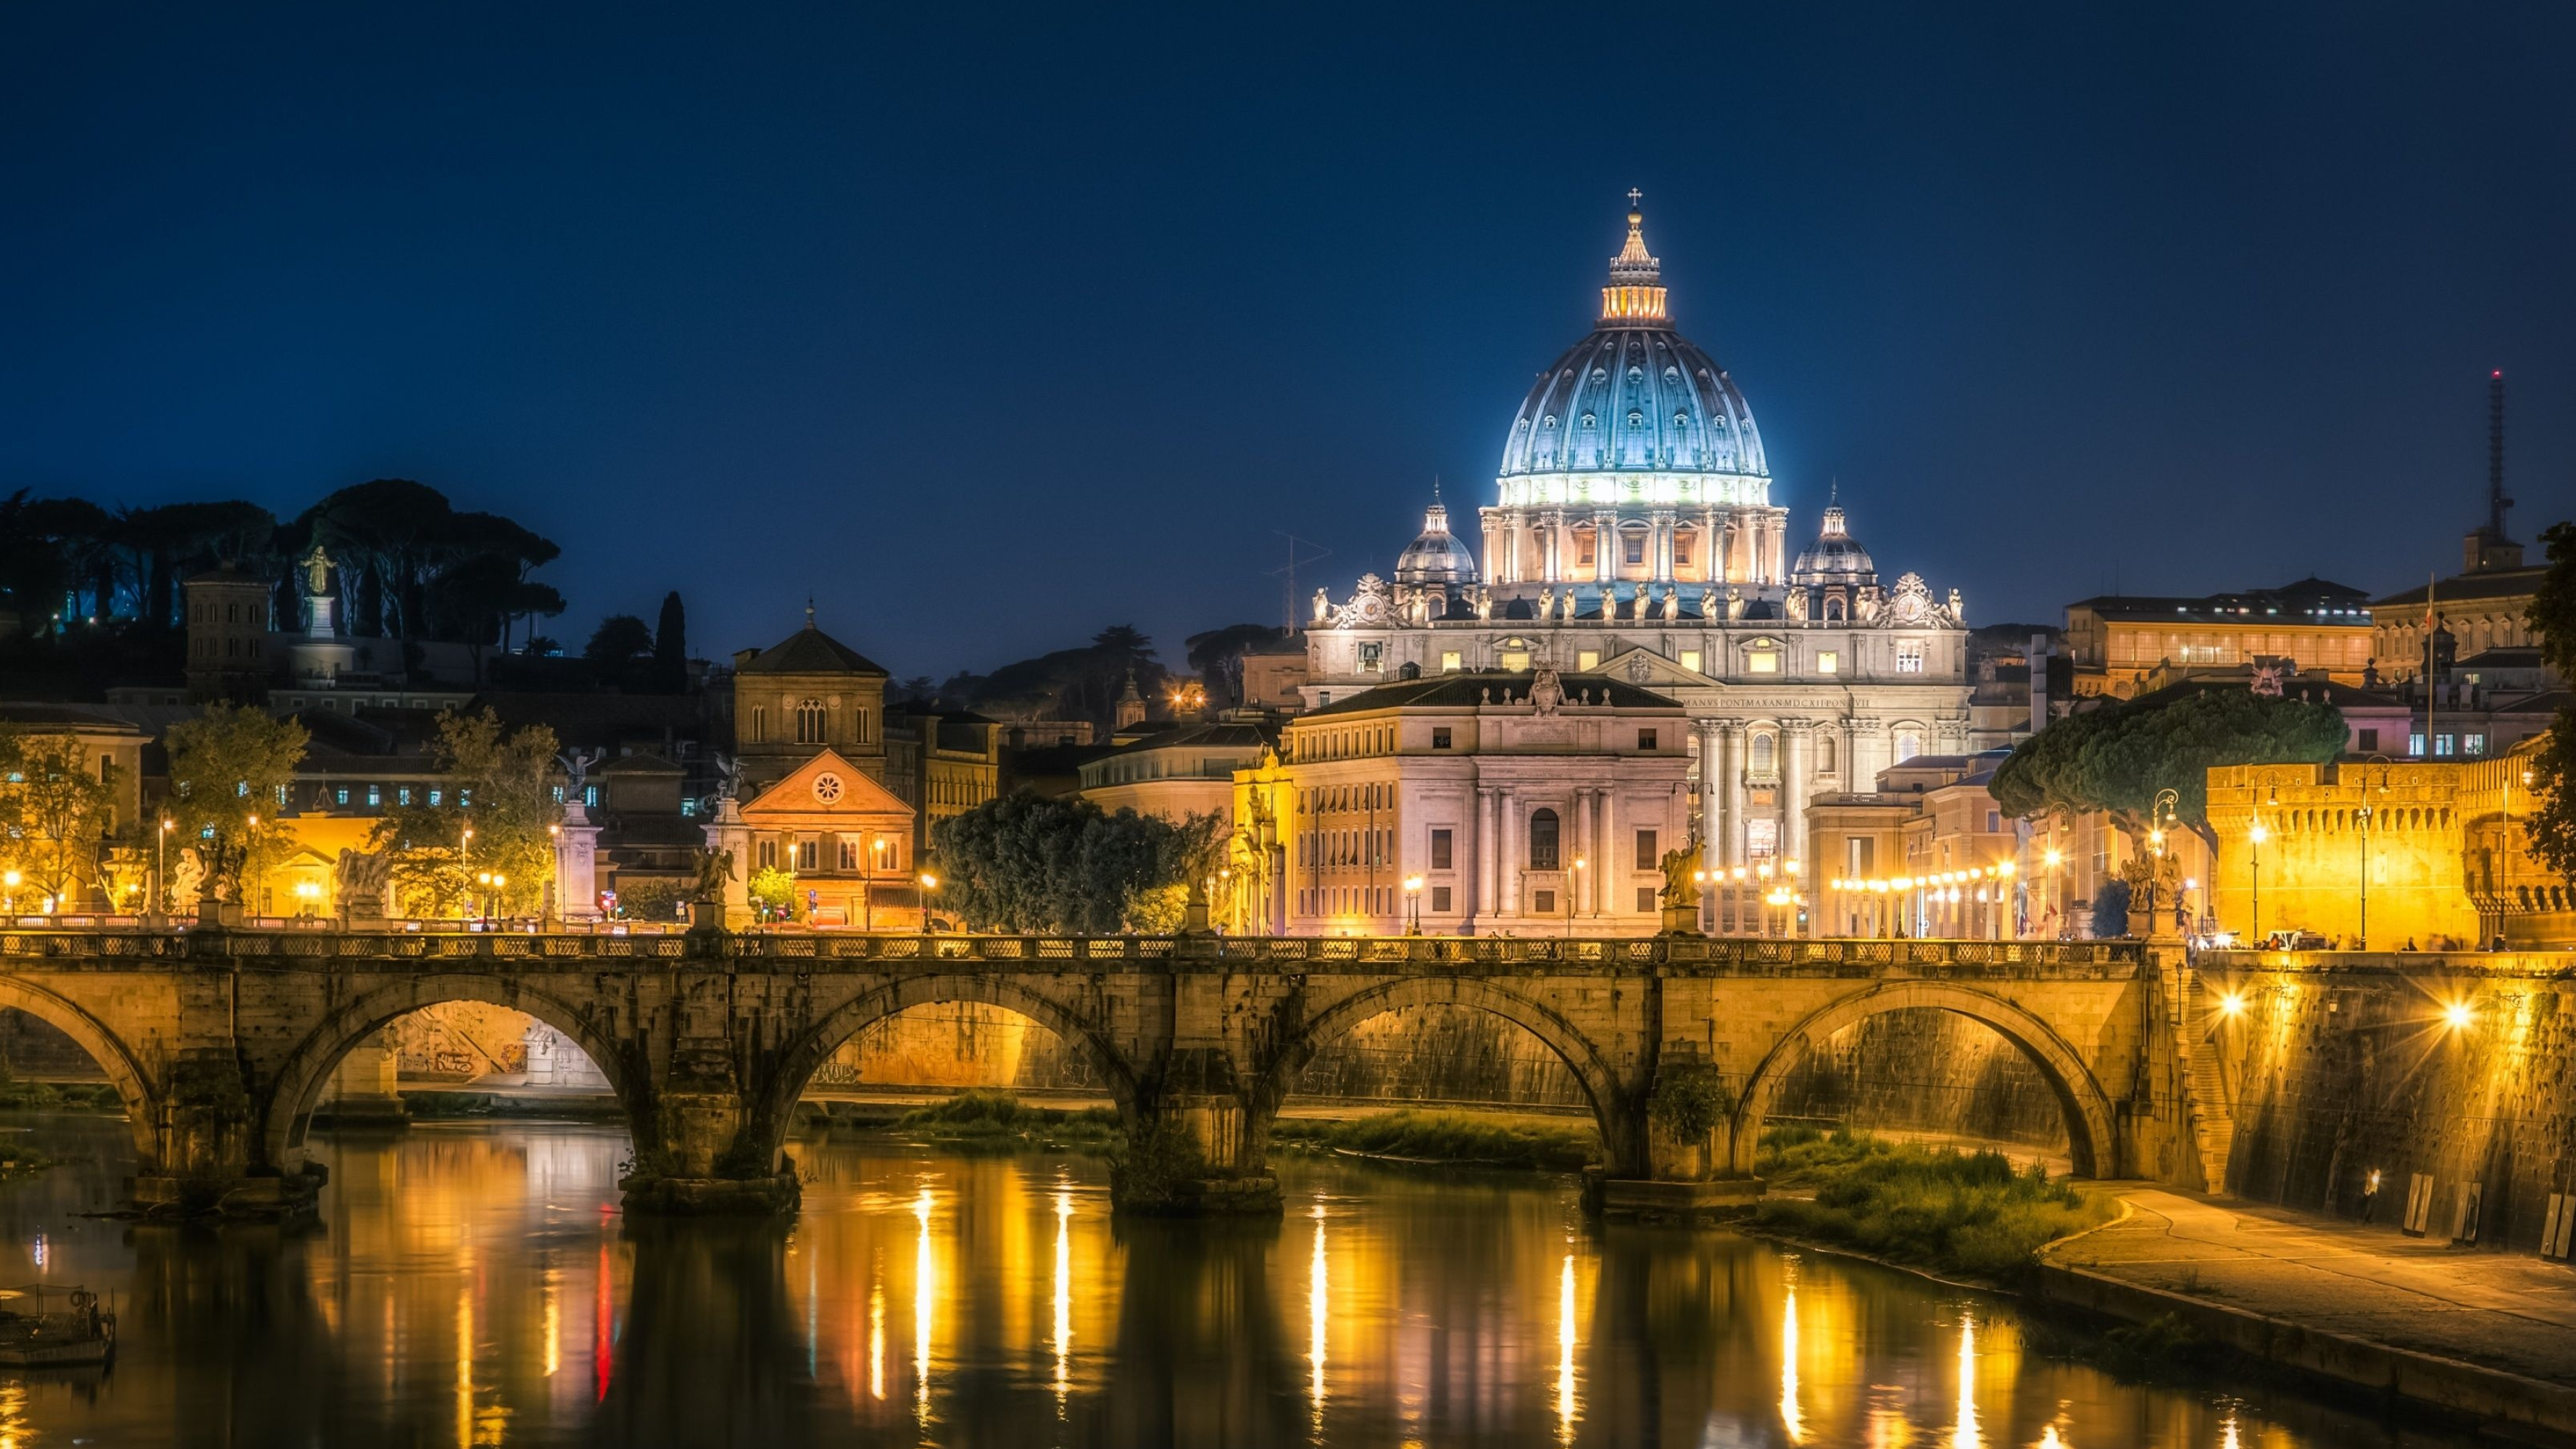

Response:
(2180, 973), (2238, 1192)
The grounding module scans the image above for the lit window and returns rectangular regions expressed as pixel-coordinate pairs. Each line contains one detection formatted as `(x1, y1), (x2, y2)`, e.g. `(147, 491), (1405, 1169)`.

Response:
(1576, 650), (1600, 672)
(1679, 650), (1703, 674)
(1895, 731), (1922, 763)
(1747, 651), (1779, 674)
(1816, 650), (1839, 674)
(1750, 734), (1777, 776)
(398, 788), (412, 806)
(1501, 649), (1531, 671)
(2409, 732), (2426, 756)
(1895, 642), (1925, 673)
(1358, 643), (1383, 673)
(428, 789), (443, 806)
(2433, 734), (2456, 757)
(334, 787), (349, 806)
(366, 784), (380, 807)
(1439, 651), (1461, 673)
(2464, 734), (2487, 756)
(583, 785), (599, 807)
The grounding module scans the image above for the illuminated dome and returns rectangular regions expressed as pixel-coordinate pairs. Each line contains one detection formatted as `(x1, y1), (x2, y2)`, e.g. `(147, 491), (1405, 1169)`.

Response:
(1496, 205), (1769, 507)
(1395, 494), (1477, 586)
(1791, 501), (1876, 584)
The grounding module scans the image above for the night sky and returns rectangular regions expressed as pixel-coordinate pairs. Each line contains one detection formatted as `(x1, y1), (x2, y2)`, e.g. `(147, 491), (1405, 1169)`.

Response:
(7, 4), (2575, 678)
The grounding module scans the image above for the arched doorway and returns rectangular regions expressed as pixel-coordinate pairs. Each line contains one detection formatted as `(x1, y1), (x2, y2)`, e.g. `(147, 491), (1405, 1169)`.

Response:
(0, 981), (162, 1171)
(259, 975), (639, 1172)
(1728, 981), (2119, 1178)
(1259, 976), (1630, 1172)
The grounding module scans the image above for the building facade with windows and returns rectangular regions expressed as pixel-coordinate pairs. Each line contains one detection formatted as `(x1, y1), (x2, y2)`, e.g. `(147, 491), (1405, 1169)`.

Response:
(1080, 719), (1276, 829)
(2061, 577), (2375, 699)
(728, 609), (889, 796)
(1300, 204), (1974, 896)
(729, 749), (920, 929)
(1228, 670), (1690, 937)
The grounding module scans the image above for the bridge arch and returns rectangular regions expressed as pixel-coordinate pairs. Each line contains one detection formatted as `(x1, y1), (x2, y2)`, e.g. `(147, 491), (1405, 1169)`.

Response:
(1728, 980), (2119, 1178)
(744, 975), (1143, 1167)
(0, 977), (162, 1171)
(1259, 976), (1633, 1169)
(259, 974), (642, 1170)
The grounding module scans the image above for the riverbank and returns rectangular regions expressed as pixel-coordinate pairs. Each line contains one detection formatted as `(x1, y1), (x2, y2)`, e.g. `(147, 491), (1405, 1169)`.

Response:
(2038, 1186), (2576, 1442)
(1748, 1126), (2114, 1282)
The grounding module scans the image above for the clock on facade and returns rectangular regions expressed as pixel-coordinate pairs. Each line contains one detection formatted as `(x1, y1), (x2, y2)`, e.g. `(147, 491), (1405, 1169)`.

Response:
(811, 772), (844, 805)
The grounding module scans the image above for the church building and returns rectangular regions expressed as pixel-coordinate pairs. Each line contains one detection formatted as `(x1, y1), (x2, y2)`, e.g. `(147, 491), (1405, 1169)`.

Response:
(1302, 202), (1977, 894)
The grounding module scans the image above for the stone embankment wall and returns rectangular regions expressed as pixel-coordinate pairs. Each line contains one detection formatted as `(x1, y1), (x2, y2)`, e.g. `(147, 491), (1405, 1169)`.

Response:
(1768, 1008), (2072, 1150)
(2214, 958), (2576, 1250)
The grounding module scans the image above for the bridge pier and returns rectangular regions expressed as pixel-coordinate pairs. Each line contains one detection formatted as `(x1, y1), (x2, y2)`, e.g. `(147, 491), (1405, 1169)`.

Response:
(622, 1044), (799, 1216)
(1587, 1054), (1766, 1221)
(1115, 1047), (1281, 1216)
(133, 1047), (320, 1217)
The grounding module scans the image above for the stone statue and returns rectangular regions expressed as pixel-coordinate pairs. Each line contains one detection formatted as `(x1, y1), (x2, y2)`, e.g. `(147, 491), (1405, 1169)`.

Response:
(299, 544), (333, 597)
(1947, 587), (1966, 623)
(712, 751), (743, 803)
(1660, 584), (1680, 620)
(1658, 844), (1703, 908)
(333, 847), (392, 916)
(1537, 586), (1555, 621)
(1725, 586), (1747, 621)
(1527, 666), (1565, 715)
(557, 747), (603, 802)
(691, 847), (736, 902)
(1698, 585), (1717, 618)
(1474, 588), (1493, 621)
(1312, 587), (1331, 624)
(1784, 586), (1809, 622)
(1561, 589), (1579, 622)
(1856, 589), (1882, 623)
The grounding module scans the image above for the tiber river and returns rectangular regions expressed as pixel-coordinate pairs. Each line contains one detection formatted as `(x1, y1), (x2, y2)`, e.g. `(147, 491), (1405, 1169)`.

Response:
(0, 1113), (2490, 1448)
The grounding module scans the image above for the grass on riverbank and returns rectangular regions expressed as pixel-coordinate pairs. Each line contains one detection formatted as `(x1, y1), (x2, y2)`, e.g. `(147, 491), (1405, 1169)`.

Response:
(1752, 1126), (2111, 1282)
(0, 1075), (120, 1111)
(892, 1091), (1121, 1147)
(1271, 1109), (1599, 1172)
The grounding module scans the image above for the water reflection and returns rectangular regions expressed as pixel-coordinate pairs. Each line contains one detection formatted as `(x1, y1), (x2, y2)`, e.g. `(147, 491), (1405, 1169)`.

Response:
(0, 1113), (2498, 1448)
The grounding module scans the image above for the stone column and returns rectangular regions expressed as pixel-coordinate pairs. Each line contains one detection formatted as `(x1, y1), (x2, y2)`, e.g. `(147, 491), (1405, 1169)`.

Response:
(1497, 787), (1518, 921)
(1571, 787), (1592, 915)
(1697, 720), (1725, 930)
(1594, 509), (1617, 585)
(1651, 509), (1676, 583)
(1713, 723), (1742, 869)
(1782, 721), (1813, 876)
(1597, 784), (1617, 920)
(1476, 786), (1497, 924)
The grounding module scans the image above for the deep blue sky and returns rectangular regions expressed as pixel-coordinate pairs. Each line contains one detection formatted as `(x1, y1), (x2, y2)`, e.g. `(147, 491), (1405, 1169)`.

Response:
(7, 4), (2575, 678)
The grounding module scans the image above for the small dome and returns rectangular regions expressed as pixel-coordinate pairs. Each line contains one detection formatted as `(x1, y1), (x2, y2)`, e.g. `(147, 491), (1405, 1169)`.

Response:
(1792, 502), (1877, 584)
(1395, 499), (1478, 586)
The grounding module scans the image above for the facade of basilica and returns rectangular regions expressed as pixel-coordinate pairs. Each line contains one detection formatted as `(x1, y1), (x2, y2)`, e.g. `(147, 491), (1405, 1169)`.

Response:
(1301, 204), (1974, 880)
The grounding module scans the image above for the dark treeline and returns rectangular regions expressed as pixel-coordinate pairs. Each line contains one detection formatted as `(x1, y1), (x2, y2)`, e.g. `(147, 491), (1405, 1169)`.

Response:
(0, 478), (565, 652)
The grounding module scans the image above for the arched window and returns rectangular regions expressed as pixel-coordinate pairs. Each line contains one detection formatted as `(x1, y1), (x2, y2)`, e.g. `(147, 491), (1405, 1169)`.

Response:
(1528, 808), (1561, 871)
(795, 698), (827, 744)
(1749, 733), (1777, 776)
(1894, 728), (1923, 763)
(1817, 735), (1837, 773)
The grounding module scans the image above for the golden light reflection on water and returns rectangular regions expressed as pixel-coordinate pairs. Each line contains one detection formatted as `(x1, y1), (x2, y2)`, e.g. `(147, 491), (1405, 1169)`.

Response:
(0, 1381), (26, 1449)
(1952, 1313), (1981, 1448)
(1052, 1187), (1073, 1403)
(913, 1187), (935, 1429)
(1308, 1202), (1329, 1416)
(1780, 1279), (1804, 1442)
(868, 1281), (885, 1400)
(1555, 1250), (1579, 1445)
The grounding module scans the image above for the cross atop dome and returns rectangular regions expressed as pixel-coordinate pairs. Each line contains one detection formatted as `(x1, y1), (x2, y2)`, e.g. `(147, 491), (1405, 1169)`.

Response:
(1602, 194), (1665, 321)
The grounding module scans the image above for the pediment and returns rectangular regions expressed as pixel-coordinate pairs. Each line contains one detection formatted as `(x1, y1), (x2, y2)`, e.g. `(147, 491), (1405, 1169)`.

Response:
(741, 750), (915, 820)
(1596, 647), (1714, 687)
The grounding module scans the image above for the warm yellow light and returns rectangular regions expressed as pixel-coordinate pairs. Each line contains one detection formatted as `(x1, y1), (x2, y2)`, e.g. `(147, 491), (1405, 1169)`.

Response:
(1, 871), (17, 889)
(1573, 856), (1587, 871)
(2219, 992), (2245, 1016)
(1996, 860), (2016, 878)
(1731, 866), (1747, 881)
(2250, 823), (2268, 844)
(2043, 848), (2061, 869)
(493, 873), (506, 887)
(2443, 1000), (2474, 1031)
(2149, 829), (2164, 850)
(159, 818), (173, 834)
(918, 873), (938, 889)
(462, 827), (473, 840)
(1403, 875), (1424, 893)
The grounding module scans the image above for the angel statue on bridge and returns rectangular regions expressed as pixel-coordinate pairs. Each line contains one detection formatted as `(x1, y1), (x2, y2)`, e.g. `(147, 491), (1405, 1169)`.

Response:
(691, 847), (736, 903)
(1658, 840), (1703, 909)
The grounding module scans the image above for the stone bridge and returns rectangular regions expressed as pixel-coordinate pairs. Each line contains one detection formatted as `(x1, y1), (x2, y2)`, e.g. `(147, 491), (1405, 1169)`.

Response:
(0, 926), (2227, 1216)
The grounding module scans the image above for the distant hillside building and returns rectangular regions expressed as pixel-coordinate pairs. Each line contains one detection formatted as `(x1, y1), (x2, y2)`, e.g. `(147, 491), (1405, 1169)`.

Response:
(2060, 577), (2375, 699)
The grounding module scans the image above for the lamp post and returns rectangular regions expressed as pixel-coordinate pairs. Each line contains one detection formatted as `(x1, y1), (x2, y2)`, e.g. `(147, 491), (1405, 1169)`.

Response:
(1, 870), (16, 916)
(155, 817), (173, 922)
(865, 834), (889, 931)
(460, 826), (474, 920)
(1403, 874), (1423, 934)
(2248, 820), (2268, 942)
(918, 873), (938, 932)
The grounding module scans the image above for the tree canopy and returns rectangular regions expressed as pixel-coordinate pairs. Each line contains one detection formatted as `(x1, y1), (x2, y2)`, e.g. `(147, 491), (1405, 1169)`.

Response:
(371, 707), (563, 918)
(2521, 523), (2576, 879)
(163, 705), (307, 905)
(934, 624), (1173, 734)
(1988, 686), (2346, 850)
(0, 727), (117, 910)
(931, 794), (1221, 934)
